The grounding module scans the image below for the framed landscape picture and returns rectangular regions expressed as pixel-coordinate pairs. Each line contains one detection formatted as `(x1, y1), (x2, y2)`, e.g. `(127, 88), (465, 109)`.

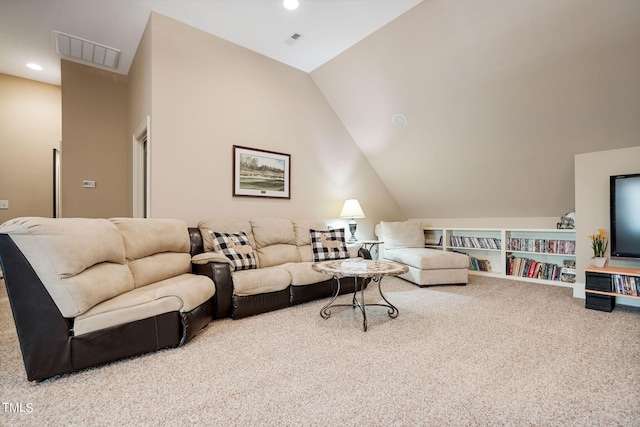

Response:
(233, 145), (291, 199)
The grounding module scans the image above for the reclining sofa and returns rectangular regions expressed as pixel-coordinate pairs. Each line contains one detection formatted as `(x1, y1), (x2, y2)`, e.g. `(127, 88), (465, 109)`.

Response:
(0, 217), (215, 382)
(189, 218), (368, 319)
(0, 217), (368, 381)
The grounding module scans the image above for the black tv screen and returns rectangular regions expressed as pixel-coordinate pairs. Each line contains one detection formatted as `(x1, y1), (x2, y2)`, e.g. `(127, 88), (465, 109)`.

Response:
(610, 173), (640, 258)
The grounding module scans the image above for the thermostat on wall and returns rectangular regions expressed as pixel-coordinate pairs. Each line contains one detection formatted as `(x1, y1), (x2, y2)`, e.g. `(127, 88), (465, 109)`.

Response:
(82, 180), (96, 188)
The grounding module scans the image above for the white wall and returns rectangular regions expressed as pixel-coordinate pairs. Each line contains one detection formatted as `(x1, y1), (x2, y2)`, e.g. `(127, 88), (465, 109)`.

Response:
(575, 145), (640, 307)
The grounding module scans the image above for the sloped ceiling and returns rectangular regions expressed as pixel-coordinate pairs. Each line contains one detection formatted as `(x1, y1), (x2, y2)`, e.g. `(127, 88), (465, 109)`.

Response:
(311, 0), (640, 219)
(0, 0), (422, 86)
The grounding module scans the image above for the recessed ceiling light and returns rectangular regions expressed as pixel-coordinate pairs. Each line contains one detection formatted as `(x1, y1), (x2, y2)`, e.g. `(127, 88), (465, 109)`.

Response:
(26, 63), (43, 71)
(283, 0), (299, 11)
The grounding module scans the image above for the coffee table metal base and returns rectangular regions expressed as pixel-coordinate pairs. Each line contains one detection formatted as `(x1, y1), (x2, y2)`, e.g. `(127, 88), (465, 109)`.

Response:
(320, 276), (398, 331)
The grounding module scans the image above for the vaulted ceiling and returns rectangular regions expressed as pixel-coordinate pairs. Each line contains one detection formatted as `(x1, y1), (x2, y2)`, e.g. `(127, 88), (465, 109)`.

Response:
(0, 0), (421, 86)
(310, 0), (640, 218)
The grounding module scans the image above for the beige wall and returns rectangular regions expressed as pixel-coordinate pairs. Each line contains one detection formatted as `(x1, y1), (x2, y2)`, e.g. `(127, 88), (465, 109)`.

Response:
(312, 0), (640, 219)
(414, 217), (560, 230)
(0, 73), (61, 223)
(574, 145), (640, 307)
(60, 60), (129, 218)
(129, 17), (152, 133)
(143, 13), (404, 235)
(127, 17), (153, 217)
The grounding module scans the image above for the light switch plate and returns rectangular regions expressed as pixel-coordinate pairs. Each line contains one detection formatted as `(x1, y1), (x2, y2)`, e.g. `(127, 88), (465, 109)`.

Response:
(82, 180), (96, 188)
(0, 200), (8, 209)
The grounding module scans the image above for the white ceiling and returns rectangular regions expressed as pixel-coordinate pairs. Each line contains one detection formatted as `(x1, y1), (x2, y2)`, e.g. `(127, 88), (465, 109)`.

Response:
(0, 0), (422, 86)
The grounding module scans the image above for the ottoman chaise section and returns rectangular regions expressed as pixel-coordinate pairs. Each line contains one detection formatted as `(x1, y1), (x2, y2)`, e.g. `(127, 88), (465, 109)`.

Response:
(378, 220), (469, 287)
(383, 248), (469, 286)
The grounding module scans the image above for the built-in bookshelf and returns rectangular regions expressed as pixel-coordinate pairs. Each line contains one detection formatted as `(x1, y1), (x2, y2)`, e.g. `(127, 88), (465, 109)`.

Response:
(424, 227), (576, 287)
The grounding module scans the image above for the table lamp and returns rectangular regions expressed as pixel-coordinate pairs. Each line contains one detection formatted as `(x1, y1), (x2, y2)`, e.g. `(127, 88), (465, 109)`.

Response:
(339, 199), (365, 243)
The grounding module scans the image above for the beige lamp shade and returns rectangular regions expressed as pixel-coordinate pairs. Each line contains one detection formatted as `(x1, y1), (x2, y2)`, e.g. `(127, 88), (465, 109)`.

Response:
(339, 199), (365, 218)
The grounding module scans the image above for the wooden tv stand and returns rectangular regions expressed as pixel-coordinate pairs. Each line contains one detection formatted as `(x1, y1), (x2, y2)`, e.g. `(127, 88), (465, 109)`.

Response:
(585, 266), (640, 312)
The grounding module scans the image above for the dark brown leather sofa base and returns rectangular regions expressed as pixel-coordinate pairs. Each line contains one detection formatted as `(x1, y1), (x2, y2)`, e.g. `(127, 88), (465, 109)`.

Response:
(0, 234), (212, 382)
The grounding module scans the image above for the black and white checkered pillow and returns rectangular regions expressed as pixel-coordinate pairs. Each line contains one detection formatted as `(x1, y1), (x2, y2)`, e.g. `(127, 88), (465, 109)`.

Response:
(210, 231), (257, 271)
(310, 228), (348, 262)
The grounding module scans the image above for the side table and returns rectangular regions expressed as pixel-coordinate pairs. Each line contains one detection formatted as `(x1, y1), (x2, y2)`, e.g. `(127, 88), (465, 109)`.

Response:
(359, 240), (383, 260)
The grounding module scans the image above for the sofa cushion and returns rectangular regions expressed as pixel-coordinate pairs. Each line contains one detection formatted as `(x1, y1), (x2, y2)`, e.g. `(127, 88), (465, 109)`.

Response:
(128, 253), (192, 288)
(380, 220), (425, 249)
(231, 266), (291, 296)
(310, 228), (348, 261)
(251, 218), (296, 248)
(198, 219), (254, 252)
(111, 218), (192, 287)
(111, 218), (190, 260)
(384, 248), (469, 270)
(210, 231), (257, 271)
(256, 244), (301, 268)
(293, 220), (326, 246)
(280, 262), (331, 286)
(73, 273), (215, 336)
(0, 217), (133, 317)
(299, 242), (362, 262)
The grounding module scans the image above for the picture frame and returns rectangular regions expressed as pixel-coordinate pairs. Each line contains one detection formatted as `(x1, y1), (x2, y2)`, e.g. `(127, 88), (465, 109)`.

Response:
(233, 145), (291, 199)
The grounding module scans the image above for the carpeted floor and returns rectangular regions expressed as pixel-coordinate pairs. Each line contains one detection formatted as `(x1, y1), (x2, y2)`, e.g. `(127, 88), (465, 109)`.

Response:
(1, 275), (639, 426)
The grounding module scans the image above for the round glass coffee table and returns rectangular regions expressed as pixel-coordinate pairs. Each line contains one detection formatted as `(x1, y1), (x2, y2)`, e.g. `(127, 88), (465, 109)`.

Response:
(312, 259), (408, 331)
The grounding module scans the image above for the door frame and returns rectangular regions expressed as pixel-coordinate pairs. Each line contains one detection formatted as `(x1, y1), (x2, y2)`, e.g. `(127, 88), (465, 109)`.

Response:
(132, 116), (151, 218)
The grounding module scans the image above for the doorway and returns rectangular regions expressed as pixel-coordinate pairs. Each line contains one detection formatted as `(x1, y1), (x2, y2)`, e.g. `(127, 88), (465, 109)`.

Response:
(133, 117), (150, 218)
(53, 148), (61, 218)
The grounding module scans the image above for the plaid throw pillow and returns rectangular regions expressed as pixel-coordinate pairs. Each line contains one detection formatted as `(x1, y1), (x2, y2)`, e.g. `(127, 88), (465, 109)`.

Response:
(210, 231), (257, 271)
(310, 228), (348, 262)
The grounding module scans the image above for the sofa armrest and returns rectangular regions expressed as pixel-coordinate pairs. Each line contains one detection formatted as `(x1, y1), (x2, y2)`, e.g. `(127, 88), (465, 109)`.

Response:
(192, 261), (233, 319)
(192, 251), (235, 269)
(358, 247), (372, 260)
(188, 227), (204, 256)
(0, 234), (74, 381)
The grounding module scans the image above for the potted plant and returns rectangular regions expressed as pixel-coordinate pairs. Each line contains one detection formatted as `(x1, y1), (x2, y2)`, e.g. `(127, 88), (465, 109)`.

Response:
(589, 229), (608, 268)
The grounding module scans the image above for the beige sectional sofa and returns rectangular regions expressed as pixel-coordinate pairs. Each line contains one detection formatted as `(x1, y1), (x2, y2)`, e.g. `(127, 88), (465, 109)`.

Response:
(0, 217), (215, 382)
(0, 216), (368, 381)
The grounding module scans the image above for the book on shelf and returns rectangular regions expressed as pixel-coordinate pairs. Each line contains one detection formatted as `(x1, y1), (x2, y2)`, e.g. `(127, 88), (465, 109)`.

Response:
(561, 260), (576, 283)
(612, 274), (640, 296)
(468, 256), (492, 272)
(506, 255), (562, 281)
(450, 235), (501, 250)
(507, 238), (575, 255)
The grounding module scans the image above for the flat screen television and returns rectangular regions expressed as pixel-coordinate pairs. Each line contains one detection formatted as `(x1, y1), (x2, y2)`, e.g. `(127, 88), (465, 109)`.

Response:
(610, 173), (640, 259)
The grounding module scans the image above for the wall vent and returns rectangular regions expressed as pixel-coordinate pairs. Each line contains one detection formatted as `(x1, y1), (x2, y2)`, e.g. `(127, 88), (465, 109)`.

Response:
(53, 30), (120, 69)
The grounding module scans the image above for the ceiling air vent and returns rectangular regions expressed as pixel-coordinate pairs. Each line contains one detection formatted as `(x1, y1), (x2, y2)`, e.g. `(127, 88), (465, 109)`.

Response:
(284, 33), (304, 45)
(53, 30), (120, 69)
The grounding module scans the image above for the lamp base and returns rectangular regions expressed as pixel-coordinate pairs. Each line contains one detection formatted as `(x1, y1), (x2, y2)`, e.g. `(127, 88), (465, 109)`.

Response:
(348, 220), (358, 243)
